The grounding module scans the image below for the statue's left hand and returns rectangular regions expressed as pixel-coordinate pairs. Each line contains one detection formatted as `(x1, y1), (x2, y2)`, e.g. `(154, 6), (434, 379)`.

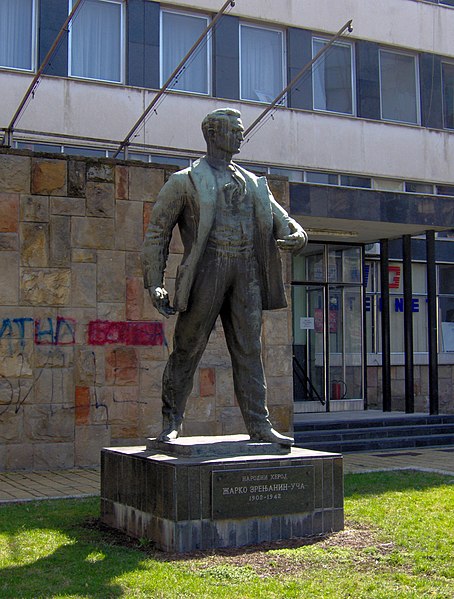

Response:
(276, 227), (308, 254)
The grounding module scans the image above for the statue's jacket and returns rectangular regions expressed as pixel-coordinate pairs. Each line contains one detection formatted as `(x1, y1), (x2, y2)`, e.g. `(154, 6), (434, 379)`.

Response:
(142, 157), (298, 312)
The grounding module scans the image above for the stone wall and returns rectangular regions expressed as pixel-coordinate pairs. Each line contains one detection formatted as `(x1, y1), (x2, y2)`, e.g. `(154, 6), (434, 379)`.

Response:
(0, 149), (294, 471)
(367, 364), (454, 414)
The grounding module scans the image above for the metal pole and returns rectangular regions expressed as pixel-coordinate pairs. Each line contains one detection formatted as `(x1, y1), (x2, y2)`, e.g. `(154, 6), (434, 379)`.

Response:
(2, 0), (85, 147)
(403, 235), (414, 413)
(426, 230), (439, 415)
(380, 239), (392, 412)
(362, 248), (368, 410)
(243, 19), (353, 139)
(114, 0), (236, 159)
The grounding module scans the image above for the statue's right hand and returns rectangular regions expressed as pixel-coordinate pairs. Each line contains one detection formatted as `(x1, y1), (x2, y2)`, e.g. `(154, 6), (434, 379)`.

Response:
(149, 286), (176, 318)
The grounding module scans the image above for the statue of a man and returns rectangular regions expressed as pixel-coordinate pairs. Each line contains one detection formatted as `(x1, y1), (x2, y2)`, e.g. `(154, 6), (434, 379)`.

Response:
(142, 108), (307, 445)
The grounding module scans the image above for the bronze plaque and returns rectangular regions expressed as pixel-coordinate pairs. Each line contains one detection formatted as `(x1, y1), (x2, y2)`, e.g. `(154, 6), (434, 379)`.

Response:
(212, 465), (314, 520)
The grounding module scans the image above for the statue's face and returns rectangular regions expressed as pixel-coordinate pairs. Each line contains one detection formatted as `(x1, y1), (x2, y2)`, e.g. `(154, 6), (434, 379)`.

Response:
(212, 116), (244, 155)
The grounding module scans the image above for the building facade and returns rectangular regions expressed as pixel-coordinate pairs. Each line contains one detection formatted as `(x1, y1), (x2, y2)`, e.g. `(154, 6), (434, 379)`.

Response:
(1, 0), (454, 468)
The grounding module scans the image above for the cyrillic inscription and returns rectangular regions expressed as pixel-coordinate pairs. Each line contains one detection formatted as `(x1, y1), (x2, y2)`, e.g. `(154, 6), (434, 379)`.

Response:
(212, 466), (314, 519)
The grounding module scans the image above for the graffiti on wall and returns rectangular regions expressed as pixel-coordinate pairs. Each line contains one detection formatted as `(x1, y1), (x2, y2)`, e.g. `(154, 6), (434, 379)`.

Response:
(0, 318), (163, 421)
(0, 317), (76, 349)
(88, 320), (164, 346)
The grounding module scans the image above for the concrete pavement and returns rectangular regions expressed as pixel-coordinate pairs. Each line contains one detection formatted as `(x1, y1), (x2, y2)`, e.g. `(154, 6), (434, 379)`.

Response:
(0, 446), (453, 504)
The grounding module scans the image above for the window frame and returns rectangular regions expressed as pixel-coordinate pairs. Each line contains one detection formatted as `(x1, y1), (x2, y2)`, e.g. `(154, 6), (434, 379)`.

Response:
(378, 48), (421, 125)
(0, 0), (37, 72)
(68, 0), (125, 84)
(311, 36), (356, 116)
(159, 7), (211, 96)
(441, 60), (454, 130)
(438, 263), (454, 352)
(365, 260), (429, 355)
(239, 21), (286, 104)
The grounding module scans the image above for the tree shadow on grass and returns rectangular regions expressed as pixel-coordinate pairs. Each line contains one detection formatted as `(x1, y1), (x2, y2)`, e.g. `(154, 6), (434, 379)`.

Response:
(344, 469), (454, 498)
(0, 541), (148, 598)
(0, 499), (148, 599)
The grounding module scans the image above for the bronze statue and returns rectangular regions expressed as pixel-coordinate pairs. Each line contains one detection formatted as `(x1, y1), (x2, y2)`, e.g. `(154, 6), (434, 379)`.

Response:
(142, 108), (307, 445)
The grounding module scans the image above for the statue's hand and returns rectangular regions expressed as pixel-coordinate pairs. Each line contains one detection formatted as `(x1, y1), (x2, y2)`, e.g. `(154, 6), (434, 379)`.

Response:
(149, 286), (176, 318)
(276, 228), (308, 255)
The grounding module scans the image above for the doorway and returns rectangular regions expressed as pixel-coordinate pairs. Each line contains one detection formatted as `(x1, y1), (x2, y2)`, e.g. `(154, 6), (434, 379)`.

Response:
(292, 243), (365, 412)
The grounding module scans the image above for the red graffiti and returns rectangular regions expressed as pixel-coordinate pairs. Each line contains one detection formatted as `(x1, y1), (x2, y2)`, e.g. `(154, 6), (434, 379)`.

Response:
(88, 321), (164, 346)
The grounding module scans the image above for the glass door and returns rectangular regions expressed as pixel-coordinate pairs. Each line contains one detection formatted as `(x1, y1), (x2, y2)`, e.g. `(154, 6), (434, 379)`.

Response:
(293, 285), (325, 405)
(293, 243), (364, 411)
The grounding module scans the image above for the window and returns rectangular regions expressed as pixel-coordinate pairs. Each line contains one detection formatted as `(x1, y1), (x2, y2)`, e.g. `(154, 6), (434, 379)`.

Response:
(306, 171), (338, 185)
(436, 184), (454, 196)
(366, 261), (428, 354)
(161, 10), (210, 94)
(312, 38), (354, 115)
(379, 50), (419, 124)
(442, 62), (454, 129)
(240, 24), (284, 103)
(405, 181), (435, 194)
(340, 175), (371, 189)
(69, 0), (124, 83)
(0, 0), (35, 71)
(269, 167), (304, 183)
(439, 265), (454, 351)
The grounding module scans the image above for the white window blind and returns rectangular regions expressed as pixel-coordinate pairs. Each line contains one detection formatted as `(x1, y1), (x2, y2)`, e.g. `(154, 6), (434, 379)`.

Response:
(70, 0), (123, 83)
(161, 10), (209, 94)
(0, 0), (34, 71)
(240, 24), (284, 103)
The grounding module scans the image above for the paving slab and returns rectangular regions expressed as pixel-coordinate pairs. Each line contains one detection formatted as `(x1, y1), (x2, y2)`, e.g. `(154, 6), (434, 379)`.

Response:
(0, 447), (453, 504)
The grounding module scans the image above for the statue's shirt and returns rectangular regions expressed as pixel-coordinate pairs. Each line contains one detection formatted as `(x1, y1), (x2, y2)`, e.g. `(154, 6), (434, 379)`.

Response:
(206, 160), (254, 254)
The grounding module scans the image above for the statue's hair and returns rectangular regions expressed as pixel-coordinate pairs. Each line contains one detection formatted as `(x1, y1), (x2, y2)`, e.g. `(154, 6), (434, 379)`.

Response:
(201, 108), (241, 140)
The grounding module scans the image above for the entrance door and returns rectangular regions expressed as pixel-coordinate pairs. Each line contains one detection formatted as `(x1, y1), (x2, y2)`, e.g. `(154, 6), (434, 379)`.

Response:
(293, 244), (364, 412)
(293, 284), (325, 404)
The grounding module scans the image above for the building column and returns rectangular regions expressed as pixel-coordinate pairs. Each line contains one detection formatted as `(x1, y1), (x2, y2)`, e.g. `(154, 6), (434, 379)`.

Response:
(426, 231), (439, 415)
(403, 235), (414, 413)
(380, 239), (392, 411)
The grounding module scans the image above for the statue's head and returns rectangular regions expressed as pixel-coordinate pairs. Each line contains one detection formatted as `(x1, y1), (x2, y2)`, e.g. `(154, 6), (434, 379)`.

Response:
(202, 108), (244, 157)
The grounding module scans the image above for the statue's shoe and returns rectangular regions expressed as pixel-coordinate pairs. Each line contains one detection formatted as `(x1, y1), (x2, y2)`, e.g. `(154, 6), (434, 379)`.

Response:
(157, 425), (180, 442)
(249, 428), (294, 447)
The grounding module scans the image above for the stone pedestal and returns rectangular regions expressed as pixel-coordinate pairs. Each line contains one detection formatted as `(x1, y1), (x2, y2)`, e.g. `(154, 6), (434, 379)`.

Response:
(100, 435), (344, 552)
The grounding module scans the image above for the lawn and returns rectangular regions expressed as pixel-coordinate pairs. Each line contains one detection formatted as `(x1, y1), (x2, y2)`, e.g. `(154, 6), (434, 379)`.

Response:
(0, 471), (453, 598)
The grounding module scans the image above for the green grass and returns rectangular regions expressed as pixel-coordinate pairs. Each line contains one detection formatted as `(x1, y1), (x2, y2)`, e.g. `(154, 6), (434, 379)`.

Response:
(0, 471), (453, 598)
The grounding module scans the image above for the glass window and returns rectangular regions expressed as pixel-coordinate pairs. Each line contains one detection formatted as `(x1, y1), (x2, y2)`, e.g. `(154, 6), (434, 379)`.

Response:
(237, 163), (268, 175)
(69, 0), (123, 83)
(379, 50), (419, 124)
(340, 175), (371, 189)
(442, 62), (454, 129)
(330, 246), (362, 284)
(0, 0), (34, 71)
(161, 10), (209, 94)
(269, 168), (304, 182)
(64, 146), (107, 157)
(437, 230), (454, 240)
(240, 24), (284, 103)
(366, 261), (428, 353)
(312, 38), (354, 115)
(149, 155), (190, 168)
(439, 265), (454, 351)
(306, 171), (338, 185)
(405, 181), (434, 194)
(436, 184), (454, 196)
